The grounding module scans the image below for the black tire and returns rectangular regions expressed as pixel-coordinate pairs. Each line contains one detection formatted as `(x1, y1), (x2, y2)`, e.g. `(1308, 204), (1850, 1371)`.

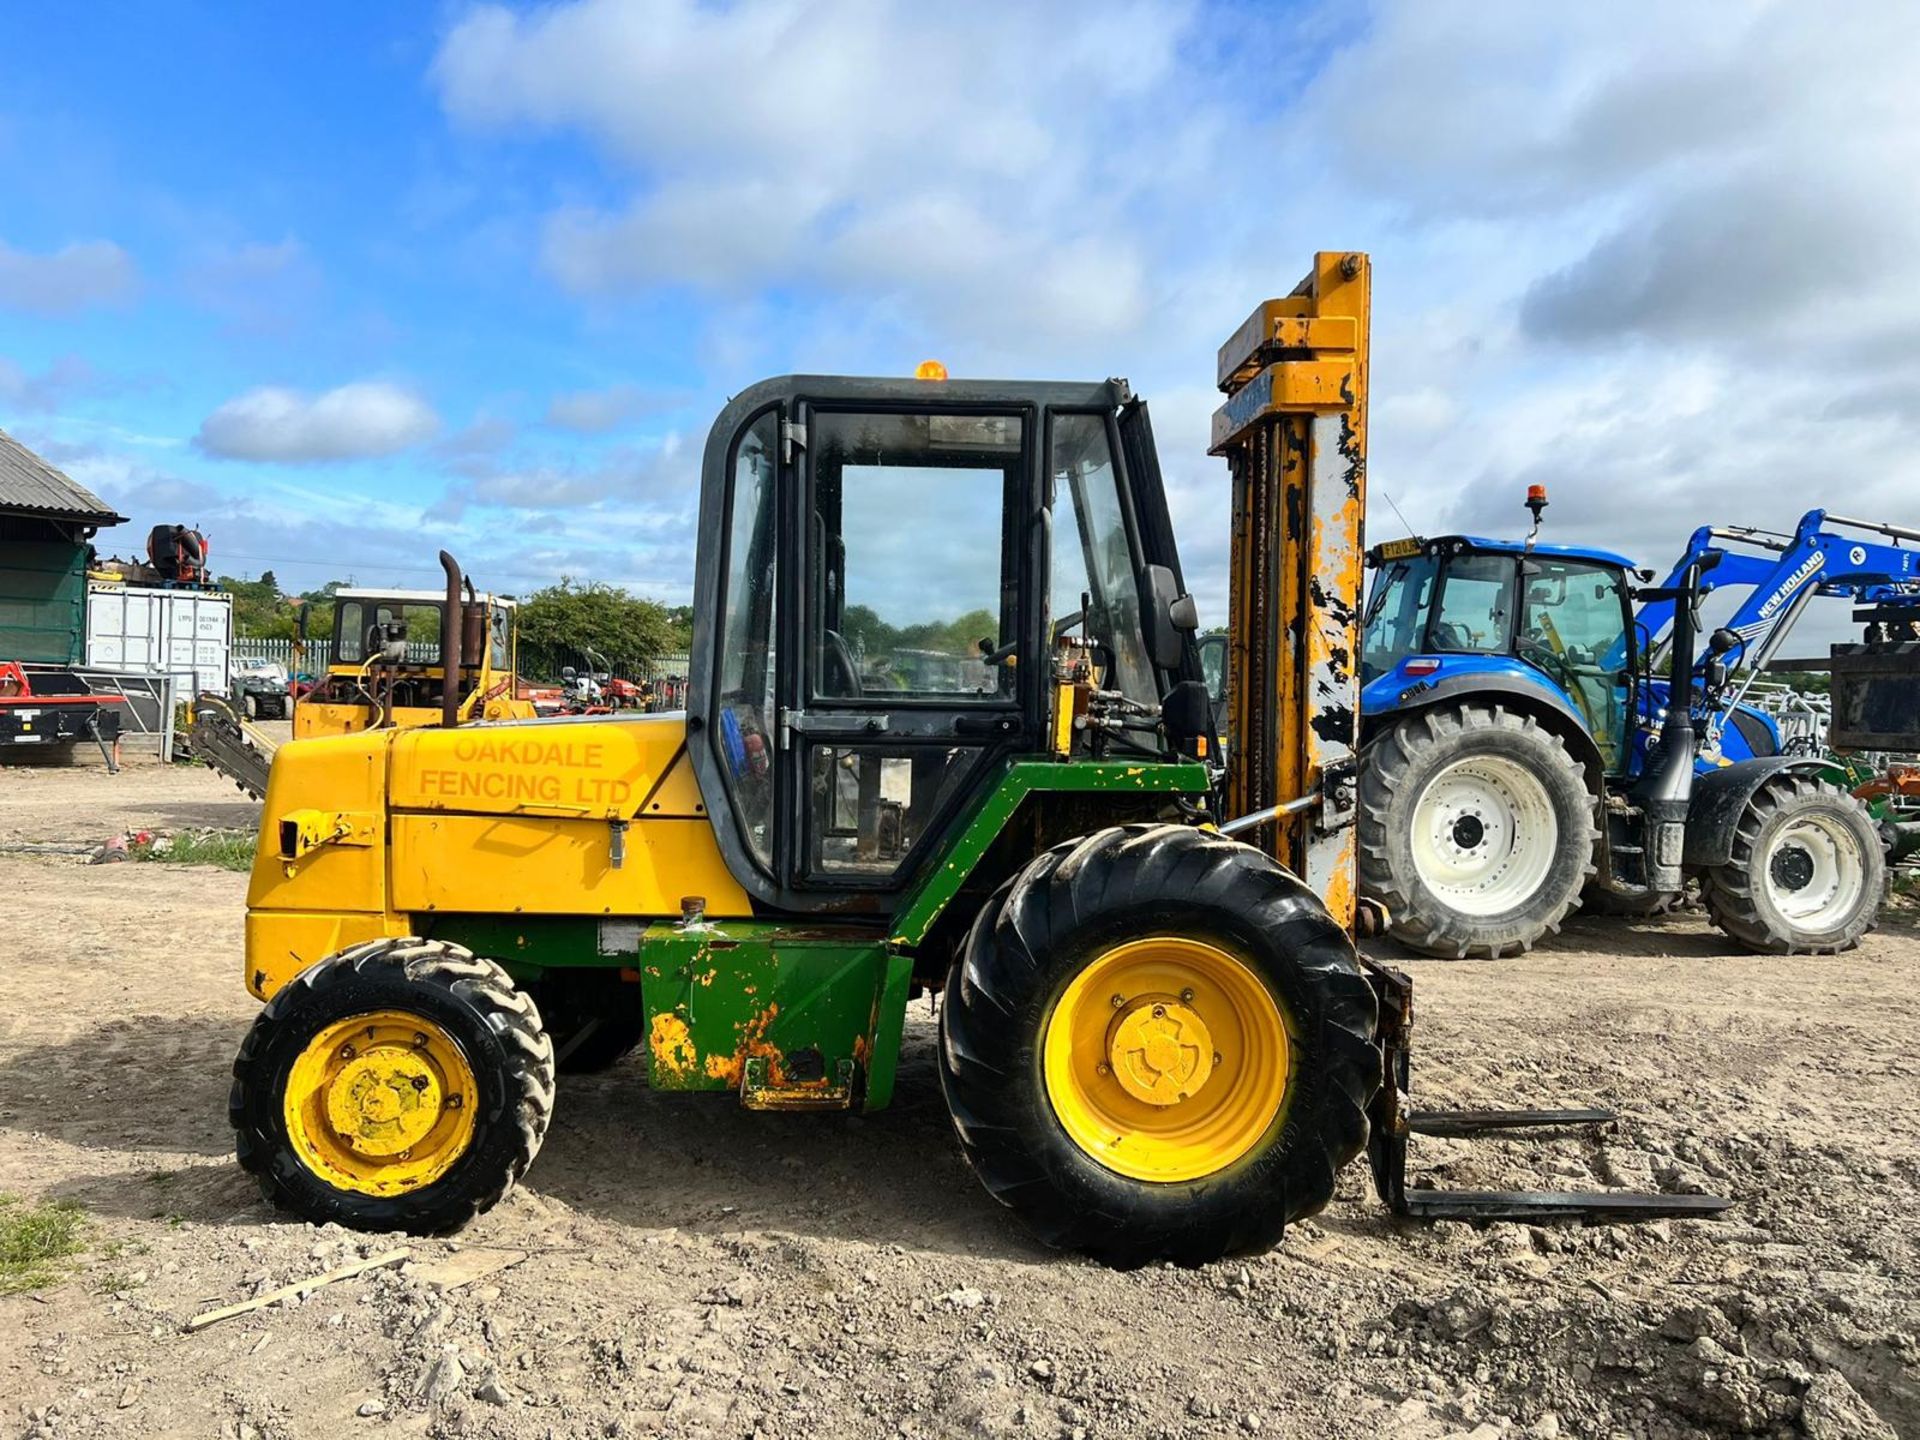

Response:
(1702, 776), (1885, 955)
(1359, 704), (1597, 959)
(242, 692), (259, 720)
(527, 970), (647, 1074)
(231, 938), (555, 1233)
(938, 824), (1379, 1268)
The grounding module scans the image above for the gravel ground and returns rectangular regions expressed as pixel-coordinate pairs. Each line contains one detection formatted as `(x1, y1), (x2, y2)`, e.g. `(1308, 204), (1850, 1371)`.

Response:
(0, 762), (1915, 1439)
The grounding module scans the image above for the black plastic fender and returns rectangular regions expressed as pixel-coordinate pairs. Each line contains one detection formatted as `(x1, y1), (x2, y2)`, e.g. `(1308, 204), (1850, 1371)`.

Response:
(1682, 757), (1832, 869)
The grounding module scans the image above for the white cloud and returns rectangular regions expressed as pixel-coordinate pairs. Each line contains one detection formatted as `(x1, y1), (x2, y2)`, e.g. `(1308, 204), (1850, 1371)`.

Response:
(544, 382), (672, 433)
(0, 239), (137, 313)
(196, 382), (441, 463)
(435, 0), (1198, 351)
(0, 355), (107, 415)
(432, 430), (691, 517)
(182, 237), (321, 336)
(426, 0), (1920, 626)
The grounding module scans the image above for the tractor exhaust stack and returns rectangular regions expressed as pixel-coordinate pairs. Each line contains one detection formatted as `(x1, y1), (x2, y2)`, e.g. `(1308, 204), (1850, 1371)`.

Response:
(439, 550), (463, 728)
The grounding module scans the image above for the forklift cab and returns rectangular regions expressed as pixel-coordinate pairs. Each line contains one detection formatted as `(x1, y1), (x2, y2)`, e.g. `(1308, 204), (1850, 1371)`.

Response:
(687, 375), (1201, 914)
(1361, 536), (1639, 773)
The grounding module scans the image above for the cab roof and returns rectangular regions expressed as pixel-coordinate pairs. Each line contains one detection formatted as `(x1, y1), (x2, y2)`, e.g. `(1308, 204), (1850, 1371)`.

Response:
(334, 588), (516, 606)
(1380, 534), (1638, 571)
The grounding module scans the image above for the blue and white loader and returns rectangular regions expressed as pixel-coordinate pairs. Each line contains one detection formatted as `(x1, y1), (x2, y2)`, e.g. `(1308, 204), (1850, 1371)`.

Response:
(1355, 489), (1889, 959)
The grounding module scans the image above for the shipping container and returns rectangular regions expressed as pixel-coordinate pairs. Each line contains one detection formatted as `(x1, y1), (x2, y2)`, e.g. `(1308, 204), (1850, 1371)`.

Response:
(85, 582), (233, 697)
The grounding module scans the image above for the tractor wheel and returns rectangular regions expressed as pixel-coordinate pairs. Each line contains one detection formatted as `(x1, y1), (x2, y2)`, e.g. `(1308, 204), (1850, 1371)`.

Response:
(527, 971), (648, 1075)
(1702, 775), (1885, 955)
(242, 693), (259, 720)
(1358, 704), (1597, 959)
(231, 938), (555, 1233)
(938, 824), (1379, 1268)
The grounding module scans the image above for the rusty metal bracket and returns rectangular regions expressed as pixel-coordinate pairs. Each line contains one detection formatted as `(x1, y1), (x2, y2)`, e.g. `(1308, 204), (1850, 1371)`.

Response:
(739, 1055), (857, 1112)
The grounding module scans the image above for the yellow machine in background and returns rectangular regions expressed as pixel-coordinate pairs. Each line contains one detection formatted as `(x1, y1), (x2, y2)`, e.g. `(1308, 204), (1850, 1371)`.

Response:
(293, 552), (534, 738)
(189, 552), (534, 799)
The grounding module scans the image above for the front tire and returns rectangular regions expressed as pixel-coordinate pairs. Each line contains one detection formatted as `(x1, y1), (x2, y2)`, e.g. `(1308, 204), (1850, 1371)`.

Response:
(938, 824), (1379, 1267)
(1703, 776), (1885, 954)
(1359, 704), (1597, 958)
(231, 939), (555, 1233)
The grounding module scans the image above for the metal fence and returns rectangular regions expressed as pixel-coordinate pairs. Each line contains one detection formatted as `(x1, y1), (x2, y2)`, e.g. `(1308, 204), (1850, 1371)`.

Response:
(234, 636), (333, 671)
(23, 663), (178, 760)
(230, 637), (692, 694)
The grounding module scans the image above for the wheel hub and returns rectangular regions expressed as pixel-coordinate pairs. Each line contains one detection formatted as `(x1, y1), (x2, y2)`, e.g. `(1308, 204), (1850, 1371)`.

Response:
(1769, 843), (1815, 892)
(325, 1051), (444, 1157)
(1407, 754), (1561, 918)
(1041, 938), (1291, 1183)
(1107, 998), (1214, 1107)
(284, 1011), (478, 1195)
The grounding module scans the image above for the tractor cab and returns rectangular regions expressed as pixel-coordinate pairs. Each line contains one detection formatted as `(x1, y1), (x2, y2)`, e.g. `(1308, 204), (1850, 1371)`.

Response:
(1361, 535), (1640, 774)
(687, 374), (1205, 913)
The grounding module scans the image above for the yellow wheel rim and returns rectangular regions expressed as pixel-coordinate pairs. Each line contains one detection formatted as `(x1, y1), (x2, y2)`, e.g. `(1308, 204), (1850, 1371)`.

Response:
(1042, 937), (1292, 1183)
(284, 1011), (479, 1196)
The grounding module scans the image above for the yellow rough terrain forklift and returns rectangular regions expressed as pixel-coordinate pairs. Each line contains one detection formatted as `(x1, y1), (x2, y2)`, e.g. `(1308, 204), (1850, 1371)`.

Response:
(230, 254), (1724, 1263)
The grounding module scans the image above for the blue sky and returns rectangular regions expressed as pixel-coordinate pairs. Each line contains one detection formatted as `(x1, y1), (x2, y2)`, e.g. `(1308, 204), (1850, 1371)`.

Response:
(5, 0), (1919, 632)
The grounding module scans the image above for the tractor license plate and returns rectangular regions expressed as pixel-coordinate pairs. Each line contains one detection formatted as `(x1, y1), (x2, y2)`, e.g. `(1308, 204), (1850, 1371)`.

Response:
(1374, 536), (1424, 562)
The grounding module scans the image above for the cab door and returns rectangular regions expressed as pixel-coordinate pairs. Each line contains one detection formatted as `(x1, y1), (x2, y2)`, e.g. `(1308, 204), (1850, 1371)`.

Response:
(780, 399), (1034, 893)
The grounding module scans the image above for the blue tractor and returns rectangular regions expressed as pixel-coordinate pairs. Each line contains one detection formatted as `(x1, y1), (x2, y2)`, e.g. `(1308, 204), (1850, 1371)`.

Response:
(1355, 491), (1886, 959)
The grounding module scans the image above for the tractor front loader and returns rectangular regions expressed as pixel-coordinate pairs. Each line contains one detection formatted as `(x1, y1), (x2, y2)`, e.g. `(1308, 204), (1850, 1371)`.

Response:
(229, 254), (1724, 1265)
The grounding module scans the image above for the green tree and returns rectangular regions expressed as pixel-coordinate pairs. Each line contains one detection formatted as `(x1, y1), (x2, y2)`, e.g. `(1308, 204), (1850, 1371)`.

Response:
(218, 573), (294, 638)
(516, 577), (677, 680)
(664, 604), (696, 650)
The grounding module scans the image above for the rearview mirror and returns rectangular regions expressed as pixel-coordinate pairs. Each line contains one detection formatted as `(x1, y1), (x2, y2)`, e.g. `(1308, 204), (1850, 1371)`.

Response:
(1142, 564), (1198, 670)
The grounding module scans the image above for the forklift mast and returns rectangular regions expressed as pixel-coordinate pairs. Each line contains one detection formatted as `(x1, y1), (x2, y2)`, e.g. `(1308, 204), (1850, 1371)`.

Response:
(1210, 252), (1371, 929)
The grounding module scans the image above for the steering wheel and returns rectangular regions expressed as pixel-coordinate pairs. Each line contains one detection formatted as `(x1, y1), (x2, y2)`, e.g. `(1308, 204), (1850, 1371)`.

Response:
(821, 629), (862, 697)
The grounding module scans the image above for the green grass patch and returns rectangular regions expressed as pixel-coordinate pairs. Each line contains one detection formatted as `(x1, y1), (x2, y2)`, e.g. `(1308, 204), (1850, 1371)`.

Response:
(0, 1194), (89, 1296)
(130, 828), (256, 871)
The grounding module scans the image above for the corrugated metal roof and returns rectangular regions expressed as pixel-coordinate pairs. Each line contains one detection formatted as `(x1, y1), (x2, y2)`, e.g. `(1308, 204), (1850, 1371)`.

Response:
(0, 427), (126, 525)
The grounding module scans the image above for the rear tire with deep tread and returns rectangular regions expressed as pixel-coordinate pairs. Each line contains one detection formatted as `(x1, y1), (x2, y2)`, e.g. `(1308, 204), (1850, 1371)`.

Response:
(938, 824), (1379, 1268)
(230, 938), (555, 1233)
(1702, 775), (1885, 955)
(1358, 703), (1598, 959)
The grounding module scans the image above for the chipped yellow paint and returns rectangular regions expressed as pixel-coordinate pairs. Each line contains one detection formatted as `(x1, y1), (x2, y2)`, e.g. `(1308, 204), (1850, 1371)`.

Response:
(648, 1011), (698, 1081)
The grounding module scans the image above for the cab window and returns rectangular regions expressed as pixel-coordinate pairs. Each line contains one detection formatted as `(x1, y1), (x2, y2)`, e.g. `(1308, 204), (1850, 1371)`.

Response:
(336, 601), (442, 664)
(809, 410), (1017, 702)
(1430, 555), (1515, 654)
(1361, 553), (1438, 681)
(1520, 559), (1631, 766)
(1049, 413), (1156, 706)
(714, 412), (781, 866)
